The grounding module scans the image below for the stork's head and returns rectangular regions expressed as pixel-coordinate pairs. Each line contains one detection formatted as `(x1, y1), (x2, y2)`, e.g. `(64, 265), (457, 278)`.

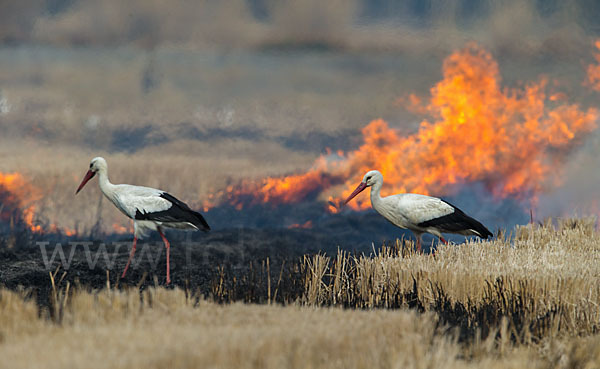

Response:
(344, 170), (382, 205)
(76, 157), (107, 194)
(361, 170), (382, 187)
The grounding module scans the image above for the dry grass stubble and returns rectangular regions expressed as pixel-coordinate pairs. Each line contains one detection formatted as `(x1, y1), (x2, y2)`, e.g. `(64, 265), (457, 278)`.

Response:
(0, 287), (461, 369)
(1, 286), (599, 369)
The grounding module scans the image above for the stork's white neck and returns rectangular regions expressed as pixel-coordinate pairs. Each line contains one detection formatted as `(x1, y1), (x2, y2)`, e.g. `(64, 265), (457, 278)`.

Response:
(97, 168), (116, 198)
(369, 179), (384, 208)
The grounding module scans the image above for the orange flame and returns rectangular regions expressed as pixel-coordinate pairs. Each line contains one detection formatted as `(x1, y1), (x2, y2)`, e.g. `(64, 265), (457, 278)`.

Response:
(63, 228), (77, 236)
(0, 172), (44, 232)
(586, 40), (600, 91)
(204, 43), (598, 212)
(288, 220), (313, 229)
(340, 44), (597, 209)
(112, 221), (133, 234)
(0, 171), (76, 235)
(203, 156), (339, 210)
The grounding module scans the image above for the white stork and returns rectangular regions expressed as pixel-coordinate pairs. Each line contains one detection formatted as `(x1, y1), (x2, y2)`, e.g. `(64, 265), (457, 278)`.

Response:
(344, 170), (492, 252)
(75, 157), (210, 284)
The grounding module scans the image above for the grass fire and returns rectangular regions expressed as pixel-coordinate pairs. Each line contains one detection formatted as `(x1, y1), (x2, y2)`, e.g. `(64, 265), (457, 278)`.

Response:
(203, 44), (598, 215)
(3, 1), (600, 368)
(0, 172), (44, 234)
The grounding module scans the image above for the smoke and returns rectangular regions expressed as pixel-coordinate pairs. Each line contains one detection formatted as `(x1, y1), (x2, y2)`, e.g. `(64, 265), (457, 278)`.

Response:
(537, 133), (600, 220)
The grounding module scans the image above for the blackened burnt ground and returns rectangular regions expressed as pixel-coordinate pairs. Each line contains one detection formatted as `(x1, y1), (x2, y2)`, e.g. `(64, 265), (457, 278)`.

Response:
(0, 228), (317, 307)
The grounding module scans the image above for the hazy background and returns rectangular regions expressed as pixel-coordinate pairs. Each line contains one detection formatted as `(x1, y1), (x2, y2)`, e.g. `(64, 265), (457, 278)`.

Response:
(1, 0), (600, 236)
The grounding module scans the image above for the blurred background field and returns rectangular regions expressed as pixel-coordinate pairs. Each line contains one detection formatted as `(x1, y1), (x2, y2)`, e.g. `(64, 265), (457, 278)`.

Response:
(2, 0), (600, 239)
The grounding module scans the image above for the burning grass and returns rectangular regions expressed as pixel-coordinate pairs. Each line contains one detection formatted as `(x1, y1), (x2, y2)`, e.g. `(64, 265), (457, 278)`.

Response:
(202, 44), (598, 214)
(1, 218), (600, 367)
(0, 172), (44, 233)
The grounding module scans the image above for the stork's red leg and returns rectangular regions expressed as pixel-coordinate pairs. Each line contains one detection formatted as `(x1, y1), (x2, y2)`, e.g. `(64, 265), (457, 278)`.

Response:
(416, 237), (422, 253)
(439, 237), (448, 245)
(122, 236), (138, 278)
(158, 229), (171, 285)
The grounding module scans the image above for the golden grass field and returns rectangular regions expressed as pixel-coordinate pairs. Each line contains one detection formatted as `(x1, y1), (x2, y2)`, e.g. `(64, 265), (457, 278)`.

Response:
(2, 219), (600, 368)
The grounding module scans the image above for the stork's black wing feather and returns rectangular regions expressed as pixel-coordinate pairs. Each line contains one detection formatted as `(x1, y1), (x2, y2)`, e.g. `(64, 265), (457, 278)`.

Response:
(417, 200), (492, 238)
(135, 192), (210, 232)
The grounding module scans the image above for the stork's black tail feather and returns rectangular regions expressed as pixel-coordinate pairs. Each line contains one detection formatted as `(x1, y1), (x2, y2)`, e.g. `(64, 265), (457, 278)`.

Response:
(135, 192), (210, 232)
(417, 200), (493, 239)
(161, 193), (210, 231)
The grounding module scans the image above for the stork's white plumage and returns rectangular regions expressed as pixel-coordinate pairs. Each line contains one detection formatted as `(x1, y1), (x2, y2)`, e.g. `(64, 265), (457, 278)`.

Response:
(76, 157), (210, 284)
(344, 170), (492, 252)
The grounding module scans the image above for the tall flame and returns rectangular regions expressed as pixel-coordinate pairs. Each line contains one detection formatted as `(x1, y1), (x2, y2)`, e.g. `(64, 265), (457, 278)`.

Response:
(205, 43), (598, 213)
(341, 44), (597, 209)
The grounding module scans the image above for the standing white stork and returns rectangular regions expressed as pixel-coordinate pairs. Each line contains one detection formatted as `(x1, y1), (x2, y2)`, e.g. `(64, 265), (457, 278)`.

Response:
(75, 157), (210, 284)
(344, 170), (492, 252)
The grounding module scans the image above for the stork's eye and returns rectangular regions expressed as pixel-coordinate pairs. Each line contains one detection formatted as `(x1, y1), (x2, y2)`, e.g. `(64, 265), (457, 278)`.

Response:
(366, 176), (372, 181)
(89, 163), (93, 169)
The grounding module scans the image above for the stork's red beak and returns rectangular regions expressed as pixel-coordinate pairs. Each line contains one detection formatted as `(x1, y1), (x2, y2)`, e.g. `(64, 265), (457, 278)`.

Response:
(344, 182), (368, 205)
(76, 170), (96, 194)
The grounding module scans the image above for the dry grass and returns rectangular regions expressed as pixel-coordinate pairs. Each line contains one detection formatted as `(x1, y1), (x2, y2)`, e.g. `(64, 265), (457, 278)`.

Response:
(202, 219), (600, 344)
(0, 285), (598, 369)
(296, 219), (600, 341)
(2, 220), (600, 367)
(0, 287), (460, 369)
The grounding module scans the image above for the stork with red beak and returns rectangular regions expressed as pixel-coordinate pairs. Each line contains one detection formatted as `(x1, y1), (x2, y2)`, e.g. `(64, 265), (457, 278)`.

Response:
(76, 157), (210, 284)
(344, 170), (492, 252)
